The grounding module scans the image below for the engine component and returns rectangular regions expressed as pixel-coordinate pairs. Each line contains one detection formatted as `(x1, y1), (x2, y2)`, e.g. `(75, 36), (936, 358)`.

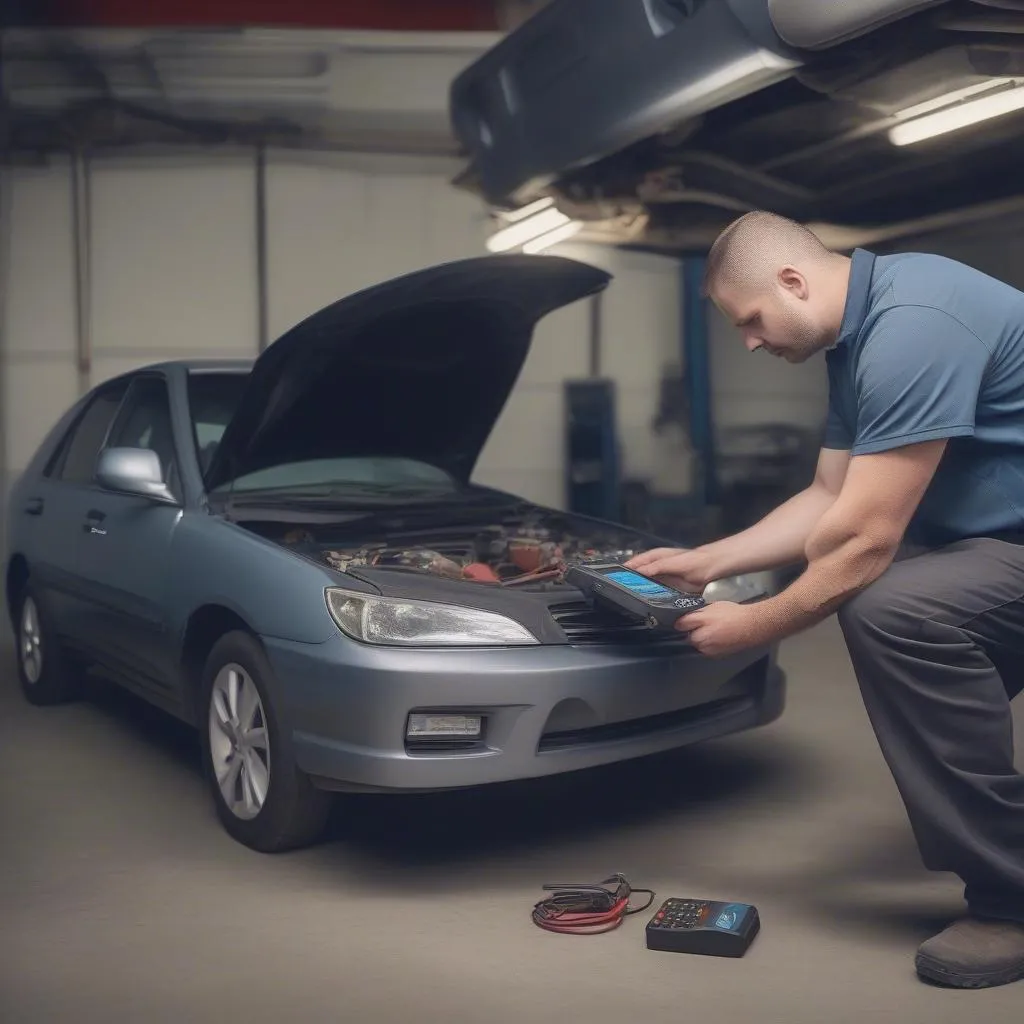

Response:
(322, 549), (372, 572)
(509, 539), (563, 573)
(304, 518), (642, 590)
(381, 549), (464, 578)
(462, 562), (501, 583)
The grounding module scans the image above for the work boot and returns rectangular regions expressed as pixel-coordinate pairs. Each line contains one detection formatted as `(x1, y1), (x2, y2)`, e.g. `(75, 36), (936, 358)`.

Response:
(916, 917), (1024, 988)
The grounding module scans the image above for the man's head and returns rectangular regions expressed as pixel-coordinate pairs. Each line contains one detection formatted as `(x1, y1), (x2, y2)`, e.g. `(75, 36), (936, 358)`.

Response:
(703, 211), (851, 363)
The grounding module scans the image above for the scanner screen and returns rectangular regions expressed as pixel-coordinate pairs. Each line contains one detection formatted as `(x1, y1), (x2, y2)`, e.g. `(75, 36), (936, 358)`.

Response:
(604, 569), (677, 599)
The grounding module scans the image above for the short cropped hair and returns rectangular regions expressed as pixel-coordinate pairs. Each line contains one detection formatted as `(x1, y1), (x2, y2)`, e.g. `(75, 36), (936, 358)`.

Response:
(702, 211), (831, 296)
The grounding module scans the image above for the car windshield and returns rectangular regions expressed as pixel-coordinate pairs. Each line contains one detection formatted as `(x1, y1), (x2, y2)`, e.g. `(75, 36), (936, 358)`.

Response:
(187, 370), (460, 499)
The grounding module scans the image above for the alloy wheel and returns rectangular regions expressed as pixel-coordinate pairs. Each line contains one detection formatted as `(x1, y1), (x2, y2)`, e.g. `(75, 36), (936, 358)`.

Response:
(208, 663), (271, 821)
(20, 596), (43, 685)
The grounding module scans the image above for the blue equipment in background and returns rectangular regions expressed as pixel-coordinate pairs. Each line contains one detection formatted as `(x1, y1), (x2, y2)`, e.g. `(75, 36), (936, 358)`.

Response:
(564, 378), (620, 522)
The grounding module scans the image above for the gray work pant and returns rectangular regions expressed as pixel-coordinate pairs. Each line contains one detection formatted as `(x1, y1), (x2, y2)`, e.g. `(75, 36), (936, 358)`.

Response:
(837, 536), (1024, 922)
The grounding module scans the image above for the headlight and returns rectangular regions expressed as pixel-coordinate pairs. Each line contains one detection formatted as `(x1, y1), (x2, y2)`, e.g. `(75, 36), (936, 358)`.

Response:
(325, 588), (539, 647)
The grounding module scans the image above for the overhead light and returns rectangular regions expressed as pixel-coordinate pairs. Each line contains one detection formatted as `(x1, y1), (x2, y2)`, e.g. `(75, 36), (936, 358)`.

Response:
(893, 78), (1013, 121)
(500, 196), (555, 222)
(521, 220), (584, 254)
(486, 206), (577, 252)
(889, 80), (1024, 146)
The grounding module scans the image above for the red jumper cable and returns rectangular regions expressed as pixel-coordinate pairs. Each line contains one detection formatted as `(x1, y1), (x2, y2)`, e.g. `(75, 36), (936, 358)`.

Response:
(531, 874), (655, 935)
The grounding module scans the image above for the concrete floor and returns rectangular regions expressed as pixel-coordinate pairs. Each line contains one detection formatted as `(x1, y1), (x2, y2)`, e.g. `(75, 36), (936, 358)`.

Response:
(1, 617), (1022, 1023)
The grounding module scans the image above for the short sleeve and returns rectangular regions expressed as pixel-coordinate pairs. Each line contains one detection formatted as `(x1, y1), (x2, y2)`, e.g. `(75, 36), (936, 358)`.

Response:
(823, 355), (852, 451)
(851, 305), (990, 456)
(823, 404), (852, 450)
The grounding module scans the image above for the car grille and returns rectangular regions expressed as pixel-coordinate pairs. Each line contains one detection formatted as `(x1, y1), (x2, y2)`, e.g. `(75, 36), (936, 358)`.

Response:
(405, 737), (484, 754)
(537, 694), (755, 752)
(548, 600), (684, 645)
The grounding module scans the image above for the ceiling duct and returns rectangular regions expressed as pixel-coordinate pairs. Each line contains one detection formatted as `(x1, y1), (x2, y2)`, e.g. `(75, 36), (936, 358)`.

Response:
(767, 0), (948, 50)
(2, 26), (503, 155)
(805, 42), (1024, 114)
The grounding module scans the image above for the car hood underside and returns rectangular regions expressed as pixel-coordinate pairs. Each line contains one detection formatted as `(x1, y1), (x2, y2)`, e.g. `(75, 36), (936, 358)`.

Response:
(203, 255), (610, 491)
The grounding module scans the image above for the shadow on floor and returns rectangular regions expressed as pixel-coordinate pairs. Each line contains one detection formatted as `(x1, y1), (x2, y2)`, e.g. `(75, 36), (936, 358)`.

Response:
(705, 812), (967, 941)
(319, 738), (811, 865)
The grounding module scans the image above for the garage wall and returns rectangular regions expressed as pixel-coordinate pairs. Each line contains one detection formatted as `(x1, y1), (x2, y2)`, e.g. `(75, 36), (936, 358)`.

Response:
(553, 240), (682, 486)
(0, 149), (682, 554)
(708, 307), (829, 442)
(878, 214), (1024, 289)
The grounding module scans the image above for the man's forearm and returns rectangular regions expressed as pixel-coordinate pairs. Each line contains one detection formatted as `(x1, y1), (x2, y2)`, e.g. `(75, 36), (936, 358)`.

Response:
(680, 444), (944, 660)
(702, 484), (839, 579)
(748, 536), (894, 644)
(741, 499), (900, 646)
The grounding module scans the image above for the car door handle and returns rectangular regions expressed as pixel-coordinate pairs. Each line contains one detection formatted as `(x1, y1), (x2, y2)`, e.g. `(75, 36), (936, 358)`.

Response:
(83, 509), (107, 535)
(23, 497), (44, 516)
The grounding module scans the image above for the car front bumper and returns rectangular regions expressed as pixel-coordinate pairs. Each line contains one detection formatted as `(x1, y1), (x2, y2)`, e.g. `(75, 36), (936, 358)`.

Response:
(263, 633), (785, 792)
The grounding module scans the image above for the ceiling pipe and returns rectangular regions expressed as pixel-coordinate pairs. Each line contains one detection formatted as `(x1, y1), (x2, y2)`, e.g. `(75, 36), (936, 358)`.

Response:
(0, 155), (12, 563)
(32, 0), (503, 31)
(807, 190), (1024, 250)
(70, 146), (93, 394)
(254, 142), (269, 352)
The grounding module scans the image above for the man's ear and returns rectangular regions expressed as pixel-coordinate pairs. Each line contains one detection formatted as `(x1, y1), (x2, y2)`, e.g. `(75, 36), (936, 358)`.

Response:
(778, 265), (809, 299)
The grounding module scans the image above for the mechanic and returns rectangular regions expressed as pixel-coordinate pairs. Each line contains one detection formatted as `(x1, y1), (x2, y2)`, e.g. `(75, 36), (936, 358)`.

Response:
(626, 210), (1024, 989)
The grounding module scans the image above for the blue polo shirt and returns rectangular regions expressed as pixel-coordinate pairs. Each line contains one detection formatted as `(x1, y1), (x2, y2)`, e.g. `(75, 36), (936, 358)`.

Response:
(824, 248), (1024, 545)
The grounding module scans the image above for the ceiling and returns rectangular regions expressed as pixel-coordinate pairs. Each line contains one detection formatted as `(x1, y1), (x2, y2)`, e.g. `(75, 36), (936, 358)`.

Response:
(8, 1), (1024, 254)
(0, 1), (551, 159)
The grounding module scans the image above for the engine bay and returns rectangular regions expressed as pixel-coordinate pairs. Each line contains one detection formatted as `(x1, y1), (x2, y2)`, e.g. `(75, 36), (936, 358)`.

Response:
(257, 510), (646, 591)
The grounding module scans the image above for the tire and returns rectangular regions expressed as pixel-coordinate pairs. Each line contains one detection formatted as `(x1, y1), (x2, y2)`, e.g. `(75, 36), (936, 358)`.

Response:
(198, 630), (332, 853)
(14, 579), (83, 706)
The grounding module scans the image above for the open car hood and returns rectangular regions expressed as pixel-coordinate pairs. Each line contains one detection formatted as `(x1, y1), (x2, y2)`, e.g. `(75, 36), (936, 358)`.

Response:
(203, 254), (611, 492)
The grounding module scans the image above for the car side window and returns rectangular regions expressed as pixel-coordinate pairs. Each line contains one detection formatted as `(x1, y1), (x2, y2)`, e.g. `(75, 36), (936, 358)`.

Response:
(106, 375), (182, 497)
(50, 380), (131, 485)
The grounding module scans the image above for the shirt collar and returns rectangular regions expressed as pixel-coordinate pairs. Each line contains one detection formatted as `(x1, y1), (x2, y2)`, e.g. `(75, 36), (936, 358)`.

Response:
(834, 247), (877, 349)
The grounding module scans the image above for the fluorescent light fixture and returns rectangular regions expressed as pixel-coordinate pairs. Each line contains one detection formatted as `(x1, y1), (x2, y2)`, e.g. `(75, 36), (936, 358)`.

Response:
(889, 80), (1024, 146)
(500, 196), (555, 222)
(894, 78), (1013, 121)
(486, 207), (571, 252)
(521, 220), (583, 254)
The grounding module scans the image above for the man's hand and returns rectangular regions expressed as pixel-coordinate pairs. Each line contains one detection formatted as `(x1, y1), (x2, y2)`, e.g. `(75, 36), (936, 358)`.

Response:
(673, 601), (761, 658)
(666, 439), (947, 657)
(624, 547), (716, 592)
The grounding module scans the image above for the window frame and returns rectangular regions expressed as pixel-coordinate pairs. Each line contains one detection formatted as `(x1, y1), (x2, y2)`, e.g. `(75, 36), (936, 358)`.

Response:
(183, 367), (250, 487)
(44, 377), (133, 485)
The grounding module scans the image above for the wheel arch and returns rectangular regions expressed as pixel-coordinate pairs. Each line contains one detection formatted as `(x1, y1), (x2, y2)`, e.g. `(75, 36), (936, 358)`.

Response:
(5, 554), (29, 631)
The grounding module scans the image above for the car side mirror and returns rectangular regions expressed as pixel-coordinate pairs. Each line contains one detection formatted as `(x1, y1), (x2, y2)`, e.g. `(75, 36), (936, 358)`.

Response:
(96, 447), (177, 503)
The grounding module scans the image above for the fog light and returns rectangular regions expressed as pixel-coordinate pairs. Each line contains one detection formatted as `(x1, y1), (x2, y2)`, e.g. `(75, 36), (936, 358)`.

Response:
(407, 713), (483, 739)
